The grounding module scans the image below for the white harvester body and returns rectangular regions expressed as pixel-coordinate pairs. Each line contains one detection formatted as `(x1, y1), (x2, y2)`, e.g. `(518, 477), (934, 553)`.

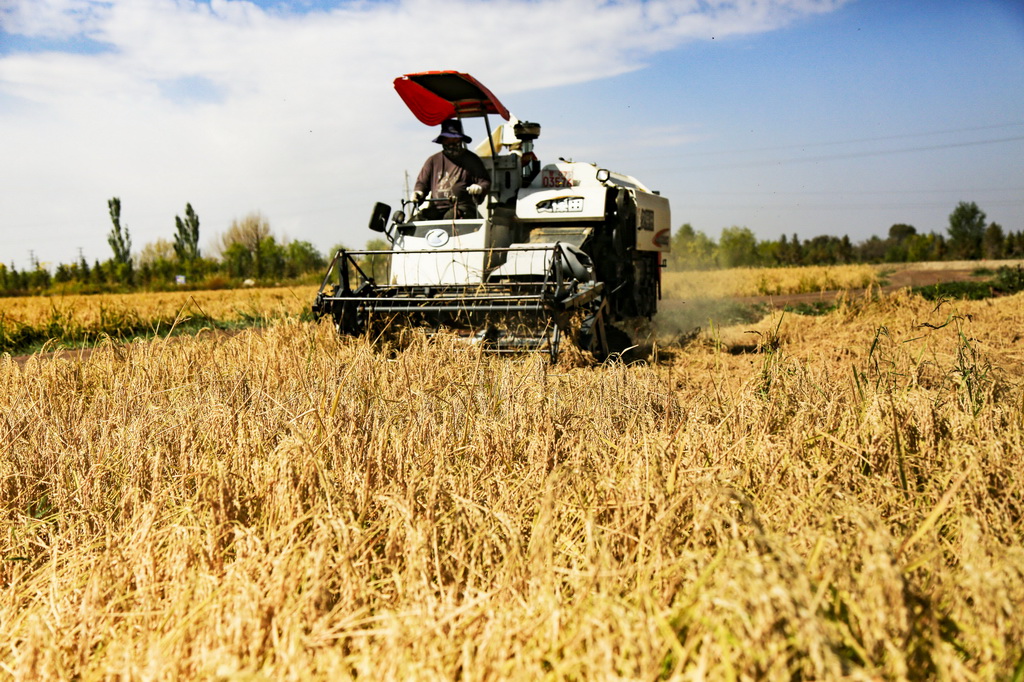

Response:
(312, 71), (670, 361)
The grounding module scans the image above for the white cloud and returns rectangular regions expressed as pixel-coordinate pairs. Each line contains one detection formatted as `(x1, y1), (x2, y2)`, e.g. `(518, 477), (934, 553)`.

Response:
(0, 0), (111, 38)
(0, 0), (849, 269)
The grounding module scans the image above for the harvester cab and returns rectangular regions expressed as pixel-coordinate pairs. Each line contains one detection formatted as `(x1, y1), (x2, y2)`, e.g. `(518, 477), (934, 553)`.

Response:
(312, 71), (671, 362)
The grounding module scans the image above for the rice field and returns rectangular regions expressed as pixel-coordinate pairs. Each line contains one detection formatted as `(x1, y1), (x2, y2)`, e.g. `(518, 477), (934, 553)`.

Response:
(0, 286), (315, 355)
(1, 274), (1023, 679)
(661, 263), (881, 299)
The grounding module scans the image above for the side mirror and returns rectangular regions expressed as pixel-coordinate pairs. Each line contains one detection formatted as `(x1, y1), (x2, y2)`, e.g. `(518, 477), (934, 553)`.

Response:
(368, 202), (391, 233)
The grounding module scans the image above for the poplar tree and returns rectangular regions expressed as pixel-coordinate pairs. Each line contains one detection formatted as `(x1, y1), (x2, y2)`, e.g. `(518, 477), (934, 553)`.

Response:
(174, 203), (201, 261)
(107, 197), (133, 267)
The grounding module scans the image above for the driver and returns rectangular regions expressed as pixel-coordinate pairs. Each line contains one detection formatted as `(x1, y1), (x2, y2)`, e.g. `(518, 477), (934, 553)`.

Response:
(412, 119), (490, 219)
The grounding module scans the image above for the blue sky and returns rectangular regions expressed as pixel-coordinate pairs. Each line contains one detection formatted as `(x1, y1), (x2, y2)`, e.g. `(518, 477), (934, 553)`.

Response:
(1, 0), (1022, 272)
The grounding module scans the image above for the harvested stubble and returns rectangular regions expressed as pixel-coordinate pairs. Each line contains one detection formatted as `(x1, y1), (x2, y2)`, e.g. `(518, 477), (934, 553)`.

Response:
(2, 292), (1023, 679)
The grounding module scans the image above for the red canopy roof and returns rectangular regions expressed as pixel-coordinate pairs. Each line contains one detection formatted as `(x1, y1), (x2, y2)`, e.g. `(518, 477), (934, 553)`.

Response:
(394, 71), (511, 126)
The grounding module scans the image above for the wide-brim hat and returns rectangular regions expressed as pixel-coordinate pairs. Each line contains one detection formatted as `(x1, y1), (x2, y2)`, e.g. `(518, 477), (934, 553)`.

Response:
(432, 118), (471, 144)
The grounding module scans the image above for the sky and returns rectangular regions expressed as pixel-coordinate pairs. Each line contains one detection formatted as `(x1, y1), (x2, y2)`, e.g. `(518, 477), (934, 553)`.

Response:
(1, 0), (1023, 272)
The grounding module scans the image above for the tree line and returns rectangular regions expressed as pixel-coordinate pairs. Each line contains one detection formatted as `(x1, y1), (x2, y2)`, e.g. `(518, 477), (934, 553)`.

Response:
(0, 199), (333, 296)
(1, 198), (1019, 296)
(669, 201), (1021, 270)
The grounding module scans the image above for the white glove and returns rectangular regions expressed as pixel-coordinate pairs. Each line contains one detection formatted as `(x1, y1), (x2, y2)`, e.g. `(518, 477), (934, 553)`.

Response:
(467, 184), (483, 196)
(412, 190), (424, 203)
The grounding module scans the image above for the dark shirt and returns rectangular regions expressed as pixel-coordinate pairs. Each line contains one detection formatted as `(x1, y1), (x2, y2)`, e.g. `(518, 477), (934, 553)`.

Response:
(414, 150), (491, 209)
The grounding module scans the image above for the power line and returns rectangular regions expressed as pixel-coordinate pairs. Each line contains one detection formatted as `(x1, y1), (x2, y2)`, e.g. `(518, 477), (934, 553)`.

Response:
(681, 198), (1024, 211)
(652, 135), (1024, 173)
(682, 187), (1024, 197)
(613, 121), (1024, 162)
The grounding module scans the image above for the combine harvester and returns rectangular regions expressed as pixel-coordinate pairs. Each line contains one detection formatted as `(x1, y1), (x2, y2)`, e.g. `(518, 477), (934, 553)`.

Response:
(312, 71), (671, 362)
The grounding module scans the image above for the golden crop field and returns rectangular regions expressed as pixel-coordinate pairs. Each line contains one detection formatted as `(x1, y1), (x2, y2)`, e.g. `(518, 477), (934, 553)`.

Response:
(0, 286), (317, 354)
(0, 286), (316, 328)
(2, 282), (1023, 678)
(662, 263), (881, 299)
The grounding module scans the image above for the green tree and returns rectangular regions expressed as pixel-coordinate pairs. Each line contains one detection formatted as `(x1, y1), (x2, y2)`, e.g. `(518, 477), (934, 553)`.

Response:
(1, 263), (22, 293)
(669, 223), (695, 269)
(905, 233), (934, 262)
(256, 236), (286, 279)
(888, 223), (917, 242)
(785, 233), (805, 266)
(947, 201), (986, 259)
(756, 238), (781, 265)
(884, 242), (906, 263)
(838, 235), (854, 264)
(78, 252), (91, 281)
(857, 235), (888, 262)
(805, 235), (845, 264)
(284, 240), (326, 278)
(883, 225), (915, 263)
(717, 226), (759, 268)
(174, 203), (201, 262)
(669, 223), (716, 270)
(218, 212), (272, 278)
(222, 242), (253, 278)
(982, 222), (1005, 260)
(1007, 231), (1024, 258)
(54, 263), (74, 284)
(107, 197), (133, 282)
(363, 238), (391, 283)
(137, 239), (179, 285)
